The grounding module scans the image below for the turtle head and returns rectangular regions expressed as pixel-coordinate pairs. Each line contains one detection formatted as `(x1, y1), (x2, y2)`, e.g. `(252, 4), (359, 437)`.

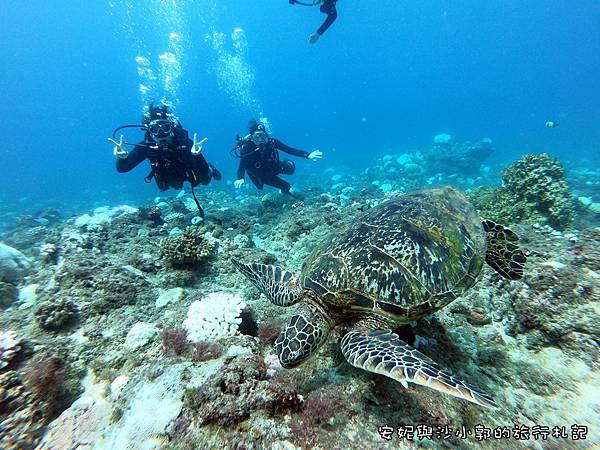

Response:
(275, 302), (333, 368)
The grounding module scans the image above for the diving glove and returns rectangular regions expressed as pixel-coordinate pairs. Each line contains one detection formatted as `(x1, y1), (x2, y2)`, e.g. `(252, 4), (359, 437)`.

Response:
(308, 150), (323, 161)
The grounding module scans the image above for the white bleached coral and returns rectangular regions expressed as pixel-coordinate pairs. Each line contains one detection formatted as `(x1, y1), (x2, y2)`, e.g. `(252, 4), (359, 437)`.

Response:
(74, 205), (139, 231)
(183, 292), (246, 343)
(0, 330), (22, 369)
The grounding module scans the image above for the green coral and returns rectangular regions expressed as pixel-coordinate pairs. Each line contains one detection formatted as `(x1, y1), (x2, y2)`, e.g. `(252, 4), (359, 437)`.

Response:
(160, 226), (214, 267)
(467, 154), (573, 229)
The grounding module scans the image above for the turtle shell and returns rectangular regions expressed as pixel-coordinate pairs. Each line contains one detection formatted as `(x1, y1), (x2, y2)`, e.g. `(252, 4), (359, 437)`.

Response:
(300, 187), (486, 322)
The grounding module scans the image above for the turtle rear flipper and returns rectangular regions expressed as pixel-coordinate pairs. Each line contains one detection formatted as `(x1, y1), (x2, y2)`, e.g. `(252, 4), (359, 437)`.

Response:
(482, 219), (527, 280)
(341, 329), (497, 408)
(232, 261), (303, 306)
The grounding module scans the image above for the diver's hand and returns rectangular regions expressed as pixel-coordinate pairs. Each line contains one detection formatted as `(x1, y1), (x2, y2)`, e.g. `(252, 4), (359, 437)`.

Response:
(308, 32), (320, 44)
(192, 133), (208, 155)
(308, 150), (323, 161)
(234, 179), (245, 189)
(109, 135), (128, 159)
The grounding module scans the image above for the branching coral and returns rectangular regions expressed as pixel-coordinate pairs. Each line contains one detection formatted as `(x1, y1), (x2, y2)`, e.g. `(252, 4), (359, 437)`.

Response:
(183, 292), (246, 343)
(160, 226), (214, 267)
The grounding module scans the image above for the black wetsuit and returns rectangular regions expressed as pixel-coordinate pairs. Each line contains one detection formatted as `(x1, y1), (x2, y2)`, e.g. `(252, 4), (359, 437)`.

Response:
(317, 0), (338, 36)
(116, 127), (219, 191)
(236, 138), (310, 194)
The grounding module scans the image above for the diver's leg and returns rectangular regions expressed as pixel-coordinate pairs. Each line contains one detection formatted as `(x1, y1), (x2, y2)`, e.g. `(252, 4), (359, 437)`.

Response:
(209, 164), (222, 181)
(265, 175), (292, 195)
(191, 154), (217, 185)
(279, 159), (296, 176)
(248, 171), (264, 190)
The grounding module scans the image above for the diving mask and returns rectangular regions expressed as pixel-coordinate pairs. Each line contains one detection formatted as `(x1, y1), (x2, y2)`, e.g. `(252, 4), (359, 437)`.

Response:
(251, 129), (268, 145)
(148, 119), (173, 140)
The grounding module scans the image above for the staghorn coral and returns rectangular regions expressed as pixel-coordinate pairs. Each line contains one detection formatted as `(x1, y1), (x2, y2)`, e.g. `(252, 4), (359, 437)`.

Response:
(468, 154), (573, 229)
(160, 226), (214, 267)
(34, 298), (78, 331)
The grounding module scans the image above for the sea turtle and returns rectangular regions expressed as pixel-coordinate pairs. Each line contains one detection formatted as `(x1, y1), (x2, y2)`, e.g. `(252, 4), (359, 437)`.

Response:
(233, 187), (526, 407)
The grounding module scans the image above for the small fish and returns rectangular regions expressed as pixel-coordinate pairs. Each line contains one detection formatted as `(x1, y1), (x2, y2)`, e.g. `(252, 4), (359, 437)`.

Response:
(545, 120), (559, 128)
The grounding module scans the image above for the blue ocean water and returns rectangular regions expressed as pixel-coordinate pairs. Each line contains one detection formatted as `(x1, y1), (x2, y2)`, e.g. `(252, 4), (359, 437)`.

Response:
(1, 0), (599, 215)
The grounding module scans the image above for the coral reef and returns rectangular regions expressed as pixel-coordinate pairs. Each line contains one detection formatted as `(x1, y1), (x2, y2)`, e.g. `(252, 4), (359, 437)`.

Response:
(0, 283), (18, 309)
(24, 356), (68, 419)
(39, 243), (58, 264)
(0, 331), (21, 370)
(34, 298), (78, 331)
(161, 328), (188, 356)
(468, 153), (574, 229)
(183, 292), (246, 342)
(124, 322), (158, 352)
(160, 226), (214, 267)
(35, 372), (112, 450)
(185, 355), (303, 427)
(0, 243), (30, 283)
(423, 136), (494, 176)
(0, 370), (44, 450)
(0, 148), (597, 449)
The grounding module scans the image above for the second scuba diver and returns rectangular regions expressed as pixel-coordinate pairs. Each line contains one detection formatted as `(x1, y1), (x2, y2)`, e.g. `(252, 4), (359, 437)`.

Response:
(232, 120), (322, 195)
(110, 101), (221, 217)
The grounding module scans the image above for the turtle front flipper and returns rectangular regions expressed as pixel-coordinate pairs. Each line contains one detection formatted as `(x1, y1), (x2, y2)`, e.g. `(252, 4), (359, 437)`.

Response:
(482, 219), (527, 280)
(341, 329), (497, 408)
(232, 260), (303, 306)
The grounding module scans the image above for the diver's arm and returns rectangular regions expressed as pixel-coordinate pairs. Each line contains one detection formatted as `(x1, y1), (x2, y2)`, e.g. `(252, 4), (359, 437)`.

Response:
(116, 144), (146, 173)
(273, 139), (310, 158)
(236, 160), (246, 180)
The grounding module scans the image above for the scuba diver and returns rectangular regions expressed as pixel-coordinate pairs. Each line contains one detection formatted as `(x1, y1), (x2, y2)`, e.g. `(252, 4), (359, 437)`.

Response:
(109, 101), (221, 217)
(289, 0), (338, 44)
(232, 120), (322, 195)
